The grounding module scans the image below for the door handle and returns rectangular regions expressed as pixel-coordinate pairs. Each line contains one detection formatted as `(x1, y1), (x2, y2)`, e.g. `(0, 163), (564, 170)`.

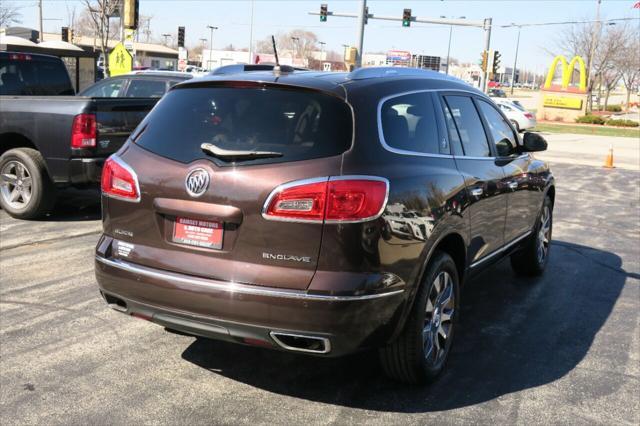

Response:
(470, 187), (483, 197)
(507, 181), (518, 190)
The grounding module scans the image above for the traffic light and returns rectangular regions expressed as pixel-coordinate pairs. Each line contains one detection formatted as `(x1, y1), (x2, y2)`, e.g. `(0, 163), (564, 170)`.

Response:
(320, 4), (328, 22)
(61, 26), (69, 42)
(364, 6), (369, 24)
(492, 51), (501, 75)
(178, 26), (185, 48)
(402, 9), (412, 27)
(70, 29), (75, 43)
(123, 0), (139, 30)
(481, 50), (488, 72)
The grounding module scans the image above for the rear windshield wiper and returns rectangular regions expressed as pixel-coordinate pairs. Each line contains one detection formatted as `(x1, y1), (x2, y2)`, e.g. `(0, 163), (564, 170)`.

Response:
(201, 143), (283, 161)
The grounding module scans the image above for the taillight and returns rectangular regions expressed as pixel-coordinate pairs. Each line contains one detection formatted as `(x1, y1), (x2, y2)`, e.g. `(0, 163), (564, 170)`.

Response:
(9, 53), (32, 61)
(524, 113), (534, 119)
(71, 113), (97, 148)
(101, 156), (140, 202)
(263, 176), (388, 223)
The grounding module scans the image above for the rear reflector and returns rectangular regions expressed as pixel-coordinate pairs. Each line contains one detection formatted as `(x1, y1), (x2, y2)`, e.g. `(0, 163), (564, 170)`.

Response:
(263, 176), (388, 223)
(101, 155), (140, 202)
(71, 113), (97, 148)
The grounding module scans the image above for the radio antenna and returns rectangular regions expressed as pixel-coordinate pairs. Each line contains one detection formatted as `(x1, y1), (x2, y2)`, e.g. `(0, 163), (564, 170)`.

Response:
(271, 35), (281, 71)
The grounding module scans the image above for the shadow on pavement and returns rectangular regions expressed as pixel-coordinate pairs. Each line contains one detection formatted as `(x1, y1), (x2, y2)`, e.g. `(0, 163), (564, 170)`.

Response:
(38, 188), (101, 222)
(181, 241), (629, 412)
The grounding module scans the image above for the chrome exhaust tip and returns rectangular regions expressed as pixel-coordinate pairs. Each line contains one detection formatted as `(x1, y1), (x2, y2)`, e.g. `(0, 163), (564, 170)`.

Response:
(269, 332), (331, 354)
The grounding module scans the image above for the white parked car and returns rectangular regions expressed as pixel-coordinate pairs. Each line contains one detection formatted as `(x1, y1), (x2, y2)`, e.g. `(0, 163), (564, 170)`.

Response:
(494, 98), (537, 132)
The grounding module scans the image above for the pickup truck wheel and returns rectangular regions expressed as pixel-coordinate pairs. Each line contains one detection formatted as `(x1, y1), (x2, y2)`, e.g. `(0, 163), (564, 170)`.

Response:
(0, 148), (56, 219)
(379, 251), (459, 384)
(510, 196), (553, 276)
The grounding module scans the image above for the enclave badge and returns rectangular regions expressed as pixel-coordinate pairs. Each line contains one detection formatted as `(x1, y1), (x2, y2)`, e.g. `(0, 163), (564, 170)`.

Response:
(185, 168), (210, 198)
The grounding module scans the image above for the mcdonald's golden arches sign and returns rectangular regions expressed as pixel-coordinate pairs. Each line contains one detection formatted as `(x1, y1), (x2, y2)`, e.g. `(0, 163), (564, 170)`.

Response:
(544, 55), (587, 92)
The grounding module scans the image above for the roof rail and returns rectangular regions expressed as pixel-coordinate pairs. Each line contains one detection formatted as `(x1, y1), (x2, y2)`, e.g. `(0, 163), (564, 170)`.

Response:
(347, 66), (459, 81)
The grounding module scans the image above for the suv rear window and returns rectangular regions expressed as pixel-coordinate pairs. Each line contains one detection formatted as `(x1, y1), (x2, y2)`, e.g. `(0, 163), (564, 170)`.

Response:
(134, 86), (353, 166)
(0, 56), (74, 96)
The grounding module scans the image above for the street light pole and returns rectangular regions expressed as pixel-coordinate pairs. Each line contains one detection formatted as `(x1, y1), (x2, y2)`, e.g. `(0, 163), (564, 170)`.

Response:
(291, 36), (300, 61)
(319, 41), (326, 61)
(248, 0), (255, 64)
(441, 16), (465, 75)
(161, 33), (171, 46)
(207, 25), (218, 70)
(510, 24), (521, 95)
(445, 25), (453, 74)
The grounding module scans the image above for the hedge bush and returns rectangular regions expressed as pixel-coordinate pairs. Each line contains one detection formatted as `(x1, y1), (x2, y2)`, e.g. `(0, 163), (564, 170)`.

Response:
(576, 115), (605, 125)
(605, 104), (622, 112)
(606, 119), (639, 127)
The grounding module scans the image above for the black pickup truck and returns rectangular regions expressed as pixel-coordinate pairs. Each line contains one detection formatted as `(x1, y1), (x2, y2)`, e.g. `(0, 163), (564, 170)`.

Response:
(0, 51), (183, 219)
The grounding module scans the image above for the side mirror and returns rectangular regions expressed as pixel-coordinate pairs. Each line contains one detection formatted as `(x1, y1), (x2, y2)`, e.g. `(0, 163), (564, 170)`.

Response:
(522, 132), (547, 152)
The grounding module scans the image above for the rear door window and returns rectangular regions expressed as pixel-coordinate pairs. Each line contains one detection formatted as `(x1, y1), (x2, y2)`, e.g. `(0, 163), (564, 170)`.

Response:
(125, 79), (167, 97)
(135, 86), (353, 166)
(80, 78), (126, 97)
(443, 95), (491, 157)
(380, 92), (446, 155)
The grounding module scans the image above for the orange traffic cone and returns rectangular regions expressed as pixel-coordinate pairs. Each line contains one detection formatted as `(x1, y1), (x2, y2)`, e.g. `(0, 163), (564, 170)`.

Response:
(604, 145), (614, 168)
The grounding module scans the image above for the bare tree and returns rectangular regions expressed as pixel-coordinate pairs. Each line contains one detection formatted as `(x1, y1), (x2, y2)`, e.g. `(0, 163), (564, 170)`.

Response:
(616, 36), (640, 111)
(255, 30), (318, 64)
(82, 0), (120, 77)
(556, 22), (627, 112)
(0, 2), (22, 27)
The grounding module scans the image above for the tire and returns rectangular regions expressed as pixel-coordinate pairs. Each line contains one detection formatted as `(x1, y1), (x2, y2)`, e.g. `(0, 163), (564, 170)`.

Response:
(379, 251), (460, 384)
(510, 119), (521, 133)
(0, 148), (56, 219)
(510, 196), (553, 276)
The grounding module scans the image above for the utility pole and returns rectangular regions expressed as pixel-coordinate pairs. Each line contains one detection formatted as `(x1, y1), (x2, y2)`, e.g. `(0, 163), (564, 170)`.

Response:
(587, 0), (602, 112)
(38, 0), (44, 42)
(354, 0), (367, 68)
(510, 24), (521, 95)
(480, 18), (493, 93)
(248, 0), (255, 64)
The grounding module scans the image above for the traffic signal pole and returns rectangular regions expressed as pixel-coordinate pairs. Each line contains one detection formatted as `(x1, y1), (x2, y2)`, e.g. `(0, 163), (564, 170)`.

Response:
(355, 0), (367, 68)
(480, 18), (492, 93)
(309, 6), (492, 92)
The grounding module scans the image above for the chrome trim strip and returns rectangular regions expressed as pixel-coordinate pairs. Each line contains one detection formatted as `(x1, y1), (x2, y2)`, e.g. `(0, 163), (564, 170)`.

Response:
(269, 331), (331, 354)
(96, 256), (404, 301)
(470, 231), (532, 268)
(261, 175), (390, 225)
(101, 154), (142, 203)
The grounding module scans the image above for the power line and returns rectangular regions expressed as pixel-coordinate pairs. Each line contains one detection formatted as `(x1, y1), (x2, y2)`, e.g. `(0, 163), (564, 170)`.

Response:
(500, 17), (637, 28)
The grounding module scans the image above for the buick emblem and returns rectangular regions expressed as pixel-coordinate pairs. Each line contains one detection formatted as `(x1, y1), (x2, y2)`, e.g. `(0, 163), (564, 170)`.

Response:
(185, 168), (210, 198)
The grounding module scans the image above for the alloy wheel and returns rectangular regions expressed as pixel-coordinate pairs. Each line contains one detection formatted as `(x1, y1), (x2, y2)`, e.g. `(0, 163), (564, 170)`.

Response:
(423, 271), (455, 367)
(537, 205), (551, 264)
(0, 160), (33, 210)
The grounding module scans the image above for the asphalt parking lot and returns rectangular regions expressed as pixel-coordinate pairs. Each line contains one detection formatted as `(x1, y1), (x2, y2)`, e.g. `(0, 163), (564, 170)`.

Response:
(1, 136), (639, 425)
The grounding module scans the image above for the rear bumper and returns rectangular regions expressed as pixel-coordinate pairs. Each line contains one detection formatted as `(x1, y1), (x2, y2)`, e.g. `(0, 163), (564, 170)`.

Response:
(94, 254), (406, 357)
(69, 158), (104, 185)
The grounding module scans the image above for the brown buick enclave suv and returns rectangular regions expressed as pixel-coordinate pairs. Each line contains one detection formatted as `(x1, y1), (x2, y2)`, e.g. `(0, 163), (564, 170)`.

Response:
(95, 67), (554, 384)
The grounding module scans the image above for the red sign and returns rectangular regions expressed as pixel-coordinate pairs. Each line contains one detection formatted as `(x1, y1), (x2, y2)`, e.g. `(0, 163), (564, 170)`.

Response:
(173, 217), (223, 249)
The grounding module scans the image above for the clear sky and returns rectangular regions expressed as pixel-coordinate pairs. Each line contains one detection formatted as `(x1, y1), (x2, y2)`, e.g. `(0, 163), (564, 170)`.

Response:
(13, 0), (640, 72)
